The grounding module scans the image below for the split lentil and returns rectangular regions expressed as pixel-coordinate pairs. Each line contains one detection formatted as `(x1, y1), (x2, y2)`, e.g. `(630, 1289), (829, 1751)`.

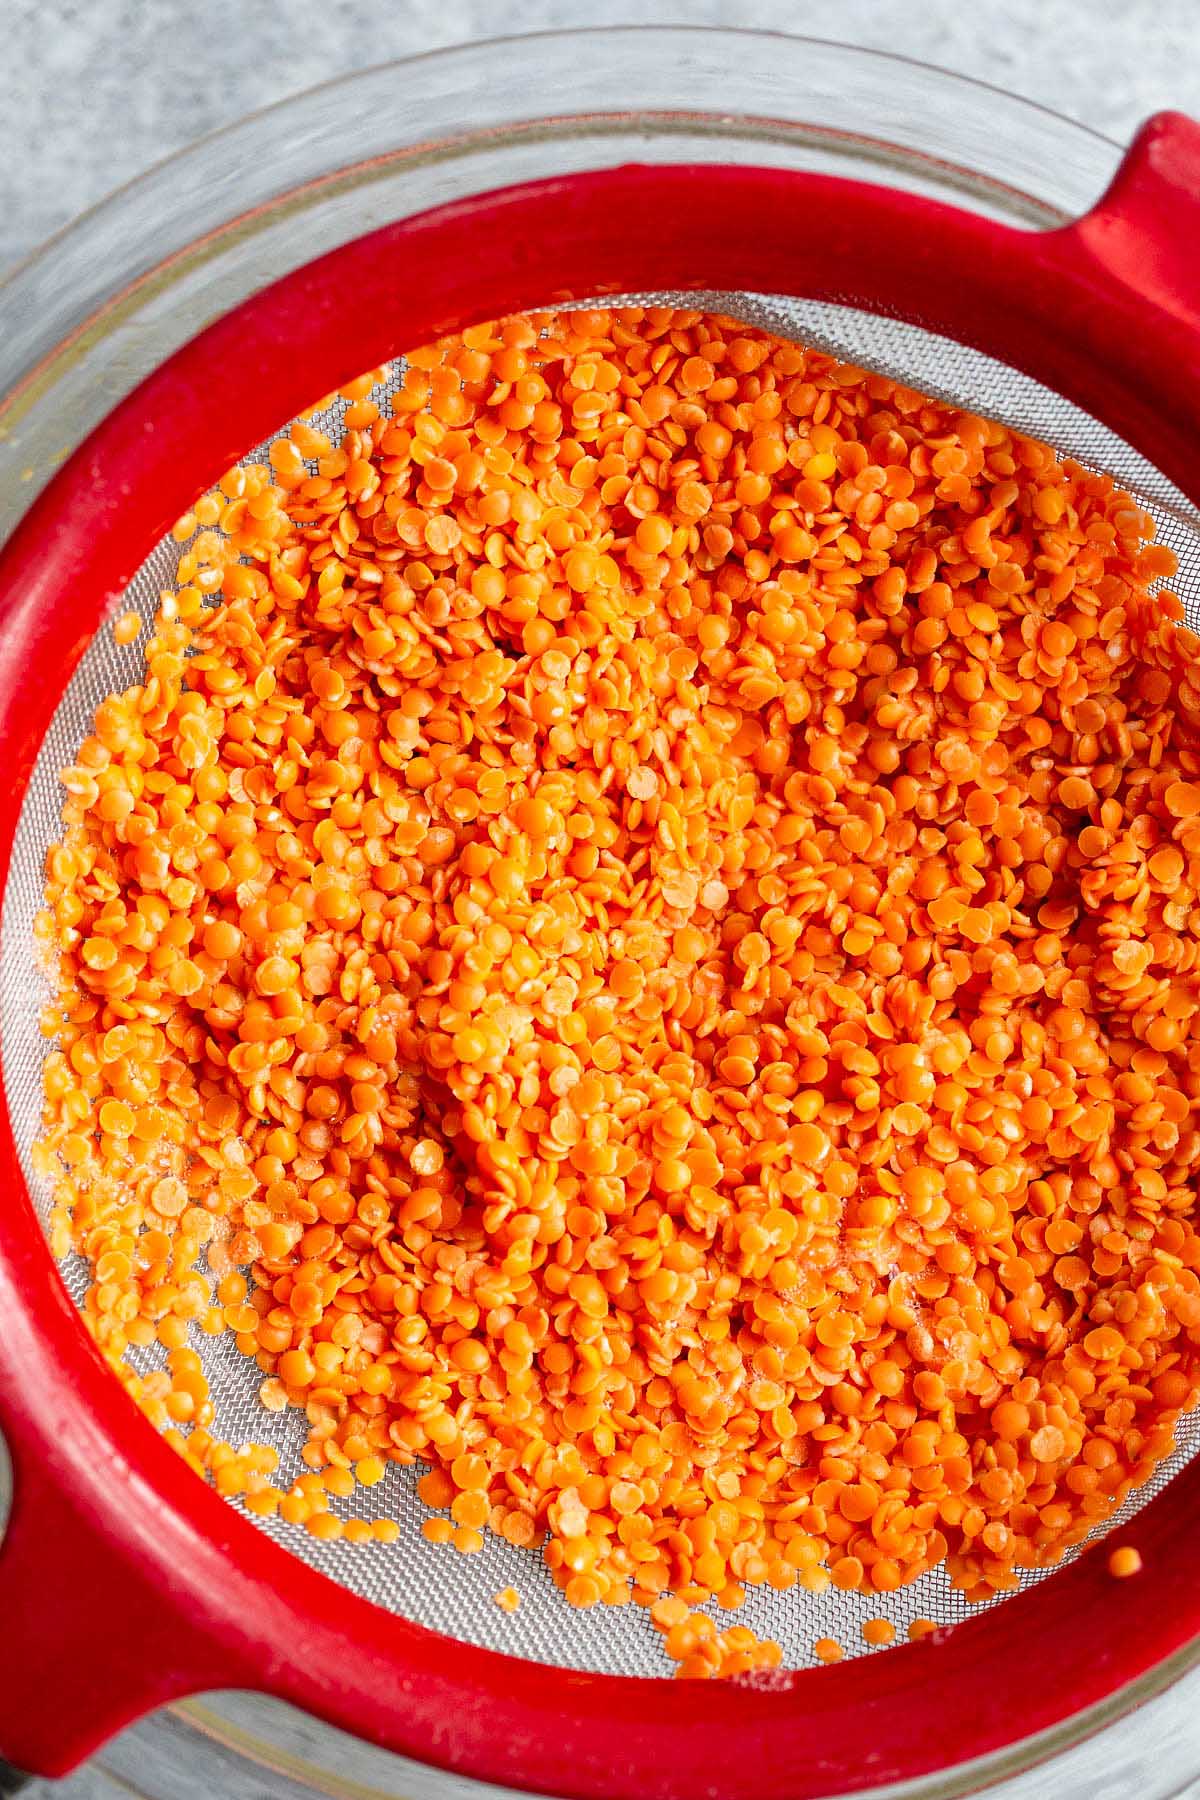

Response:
(37, 307), (1200, 1679)
(112, 611), (143, 648)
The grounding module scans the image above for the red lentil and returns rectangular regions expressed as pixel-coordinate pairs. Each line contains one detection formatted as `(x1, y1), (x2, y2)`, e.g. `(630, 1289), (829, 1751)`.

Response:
(37, 308), (1200, 1680)
(112, 610), (142, 647)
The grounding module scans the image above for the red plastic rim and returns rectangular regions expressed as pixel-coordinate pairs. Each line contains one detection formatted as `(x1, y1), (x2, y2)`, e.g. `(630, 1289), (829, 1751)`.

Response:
(3, 126), (1200, 1796)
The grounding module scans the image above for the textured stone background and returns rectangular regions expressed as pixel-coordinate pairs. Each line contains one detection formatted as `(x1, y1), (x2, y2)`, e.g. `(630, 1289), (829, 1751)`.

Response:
(5, 0), (1200, 1793)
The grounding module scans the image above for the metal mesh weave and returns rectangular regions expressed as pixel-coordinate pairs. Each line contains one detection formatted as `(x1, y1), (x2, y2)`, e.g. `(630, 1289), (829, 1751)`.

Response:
(5, 292), (1200, 1675)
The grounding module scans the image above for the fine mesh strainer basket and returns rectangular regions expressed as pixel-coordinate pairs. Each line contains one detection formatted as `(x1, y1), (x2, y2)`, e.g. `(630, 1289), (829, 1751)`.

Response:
(3, 29), (1200, 1800)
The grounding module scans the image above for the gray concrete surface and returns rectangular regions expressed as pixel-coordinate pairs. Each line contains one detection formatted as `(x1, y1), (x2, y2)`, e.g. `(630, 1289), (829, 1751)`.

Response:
(5, 0), (1200, 1793)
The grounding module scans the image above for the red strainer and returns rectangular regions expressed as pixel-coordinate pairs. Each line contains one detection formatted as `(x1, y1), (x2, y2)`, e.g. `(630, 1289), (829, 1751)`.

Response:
(2, 29), (1200, 1800)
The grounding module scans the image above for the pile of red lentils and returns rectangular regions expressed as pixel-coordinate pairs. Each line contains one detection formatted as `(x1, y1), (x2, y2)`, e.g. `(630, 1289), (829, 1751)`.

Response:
(36, 307), (1200, 1677)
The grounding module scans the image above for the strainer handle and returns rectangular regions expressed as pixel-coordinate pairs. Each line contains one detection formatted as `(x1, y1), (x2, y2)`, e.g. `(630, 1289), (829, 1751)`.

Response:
(1067, 110), (1200, 333)
(1028, 109), (1200, 499)
(0, 1245), (261, 1779)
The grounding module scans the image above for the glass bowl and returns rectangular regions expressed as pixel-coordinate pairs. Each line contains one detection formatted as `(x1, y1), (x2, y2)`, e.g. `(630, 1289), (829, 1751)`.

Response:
(4, 27), (1199, 1800)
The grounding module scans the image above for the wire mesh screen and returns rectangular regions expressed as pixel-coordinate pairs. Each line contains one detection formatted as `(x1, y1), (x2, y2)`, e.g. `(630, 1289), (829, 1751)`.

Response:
(4, 294), (1200, 1677)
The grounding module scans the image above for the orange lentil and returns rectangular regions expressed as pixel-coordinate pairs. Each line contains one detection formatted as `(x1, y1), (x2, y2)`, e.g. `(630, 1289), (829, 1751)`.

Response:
(112, 611), (142, 646)
(306, 1512), (343, 1543)
(1108, 1545), (1143, 1579)
(38, 309), (1200, 1680)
